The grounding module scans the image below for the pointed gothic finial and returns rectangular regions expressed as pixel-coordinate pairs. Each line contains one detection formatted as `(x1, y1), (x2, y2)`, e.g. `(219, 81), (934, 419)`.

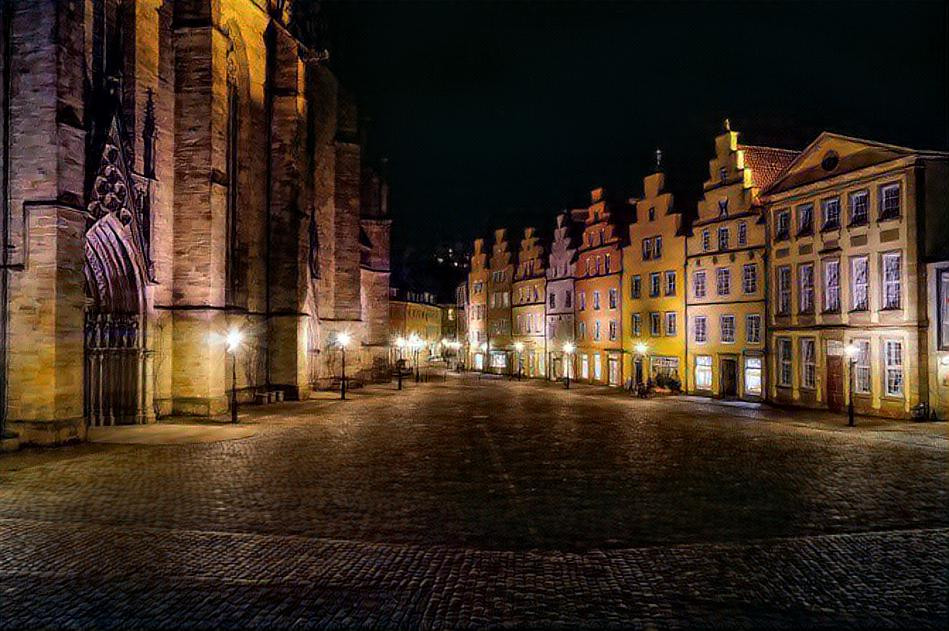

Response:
(655, 148), (663, 172)
(724, 118), (731, 132)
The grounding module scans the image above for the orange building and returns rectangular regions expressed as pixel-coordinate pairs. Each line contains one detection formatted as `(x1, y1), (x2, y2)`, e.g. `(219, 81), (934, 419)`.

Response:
(574, 188), (629, 385)
(467, 239), (489, 370)
(512, 227), (547, 378)
(486, 229), (514, 373)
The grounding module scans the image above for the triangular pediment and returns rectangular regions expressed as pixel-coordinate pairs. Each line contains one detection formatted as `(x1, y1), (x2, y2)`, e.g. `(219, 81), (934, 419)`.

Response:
(767, 132), (917, 193)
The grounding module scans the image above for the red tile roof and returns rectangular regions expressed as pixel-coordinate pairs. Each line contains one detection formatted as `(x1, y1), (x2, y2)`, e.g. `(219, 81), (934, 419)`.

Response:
(738, 144), (799, 190)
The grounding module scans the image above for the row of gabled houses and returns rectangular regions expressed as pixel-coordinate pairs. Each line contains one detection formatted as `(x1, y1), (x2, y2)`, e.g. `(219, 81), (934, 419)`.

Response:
(455, 124), (949, 420)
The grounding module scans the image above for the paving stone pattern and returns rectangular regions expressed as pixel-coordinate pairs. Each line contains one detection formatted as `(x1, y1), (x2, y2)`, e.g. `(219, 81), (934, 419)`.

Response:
(1, 377), (946, 628)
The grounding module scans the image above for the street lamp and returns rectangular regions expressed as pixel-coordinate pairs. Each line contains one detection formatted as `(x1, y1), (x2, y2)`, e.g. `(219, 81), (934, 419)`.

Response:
(394, 336), (406, 390)
(563, 342), (575, 389)
(336, 332), (352, 400)
(409, 333), (422, 382)
(635, 342), (649, 397)
(226, 329), (243, 424)
(514, 341), (525, 380)
(845, 343), (859, 427)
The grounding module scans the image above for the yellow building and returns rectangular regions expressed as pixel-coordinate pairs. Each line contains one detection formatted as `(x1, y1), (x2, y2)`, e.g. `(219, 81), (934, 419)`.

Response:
(764, 133), (949, 418)
(622, 166), (687, 390)
(487, 229), (514, 373)
(512, 227), (547, 378)
(686, 123), (798, 400)
(389, 290), (442, 363)
(575, 188), (628, 386)
(467, 239), (489, 370)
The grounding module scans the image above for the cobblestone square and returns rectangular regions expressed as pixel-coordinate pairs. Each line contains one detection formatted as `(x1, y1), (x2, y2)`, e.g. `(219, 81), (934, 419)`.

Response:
(1, 375), (947, 628)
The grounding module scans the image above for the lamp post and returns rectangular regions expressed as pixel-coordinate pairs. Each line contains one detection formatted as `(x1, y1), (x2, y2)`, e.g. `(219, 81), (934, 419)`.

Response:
(635, 342), (649, 397)
(514, 341), (524, 380)
(845, 343), (858, 427)
(336, 332), (351, 400)
(395, 336), (406, 390)
(409, 333), (422, 382)
(563, 342), (575, 389)
(226, 329), (243, 424)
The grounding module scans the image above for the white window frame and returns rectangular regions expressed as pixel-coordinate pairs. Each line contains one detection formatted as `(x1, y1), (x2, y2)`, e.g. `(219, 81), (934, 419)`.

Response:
(882, 251), (901, 310)
(716, 267), (731, 296)
(849, 189), (869, 225)
(777, 338), (793, 387)
(632, 313), (642, 336)
(823, 259), (840, 312)
(742, 263), (757, 294)
(883, 338), (904, 397)
(720, 315), (735, 343)
(746, 314), (761, 344)
(799, 263), (814, 313)
(665, 312), (677, 336)
(665, 270), (676, 296)
(737, 222), (747, 246)
(854, 339), (871, 394)
(693, 270), (707, 299)
(777, 266), (791, 315)
(695, 355), (713, 390)
(694, 315), (707, 343)
(851, 256), (869, 311)
(800, 337), (816, 389)
(650, 312), (661, 337)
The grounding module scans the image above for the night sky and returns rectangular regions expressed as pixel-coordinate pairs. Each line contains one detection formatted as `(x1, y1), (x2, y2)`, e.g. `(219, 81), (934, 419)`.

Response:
(319, 0), (948, 270)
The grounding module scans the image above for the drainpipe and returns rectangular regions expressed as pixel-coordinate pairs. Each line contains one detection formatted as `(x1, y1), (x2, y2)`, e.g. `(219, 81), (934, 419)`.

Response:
(263, 22), (275, 390)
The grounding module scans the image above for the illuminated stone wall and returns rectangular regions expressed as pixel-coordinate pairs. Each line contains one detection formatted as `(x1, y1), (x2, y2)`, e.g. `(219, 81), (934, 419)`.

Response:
(0, 0), (390, 444)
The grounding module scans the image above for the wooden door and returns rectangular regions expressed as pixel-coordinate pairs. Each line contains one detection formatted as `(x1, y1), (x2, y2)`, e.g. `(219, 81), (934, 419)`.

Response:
(721, 359), (738, 397)
(827, 355), (844, 412)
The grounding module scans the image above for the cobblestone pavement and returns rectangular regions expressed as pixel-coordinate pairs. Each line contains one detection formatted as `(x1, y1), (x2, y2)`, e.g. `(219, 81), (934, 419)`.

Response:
(1, 375), (946, 628)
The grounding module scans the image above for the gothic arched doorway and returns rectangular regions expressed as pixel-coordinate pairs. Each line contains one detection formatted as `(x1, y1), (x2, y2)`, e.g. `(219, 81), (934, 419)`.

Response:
(83, 120), (152, 426)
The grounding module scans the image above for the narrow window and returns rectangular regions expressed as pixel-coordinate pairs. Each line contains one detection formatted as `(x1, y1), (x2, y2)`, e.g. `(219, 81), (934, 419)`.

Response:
(742, 264), (757, 294)
(608, 288), (617, 309)
(716, 267), (731, 296)
(777, 266), (791, 315)
(776, 210), (790, 240)
(593, 290), (601, 310)
(654, 236), (663, 258)
(665, 271), (676, 296)
(737, 222), (747, 246)
(797, 203), (813, 235)
(695, 355), (713, 389)
(718, 227), (729, 250)
(849, 190), (869, 225)
(879, 183), (901, 220)
(650, 312), (661, 336)
(650, 272), (661, 297)
(631, 275), (641, 299)
(883, 339), (903, 397)
(854, 339), (871, 393)
(882, 252), (901, 309)
(851, 256), (869, 311)
(608, 320), (617, 340)
(746, 314), (761, 343)
(801, 338), (816, 388)
(821, 197), (840, 231)
(693, 270), (707, 298)
(642, 238), (652, 261)
(665, 312), (677, 336)
(799, 263), (814, 313)
(702, 229), (710, 252)
(694, 315), (707, 343)
(823, 259), (840, 312)
(632, 313), (642, 336)
(778, 338), (793, 387)
(720, 315), (735, 343)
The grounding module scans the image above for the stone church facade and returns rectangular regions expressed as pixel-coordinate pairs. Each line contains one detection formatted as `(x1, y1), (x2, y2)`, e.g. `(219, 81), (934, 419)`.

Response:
(0, 0), (391, 444)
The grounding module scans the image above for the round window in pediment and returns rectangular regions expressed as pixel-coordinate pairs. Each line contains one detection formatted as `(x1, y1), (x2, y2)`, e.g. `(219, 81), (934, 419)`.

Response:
(821, 150), (840, 172)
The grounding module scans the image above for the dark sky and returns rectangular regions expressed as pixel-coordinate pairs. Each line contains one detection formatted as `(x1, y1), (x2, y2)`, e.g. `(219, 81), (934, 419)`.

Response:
(320, 0), (948, 262)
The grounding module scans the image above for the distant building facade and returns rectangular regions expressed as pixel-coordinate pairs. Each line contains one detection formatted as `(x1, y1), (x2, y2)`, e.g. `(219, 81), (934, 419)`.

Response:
(389, 289), (441, 362)
(623, 168), (687, 390)
(575, 189), (627, 386)
(685, 126), (797, 401)
(545, 212), (581, 379)
(764, 133), (949, 418)
(467, 239), (489, 369)
(512, 228), (547, 378)
(486, 229), (514, 373)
